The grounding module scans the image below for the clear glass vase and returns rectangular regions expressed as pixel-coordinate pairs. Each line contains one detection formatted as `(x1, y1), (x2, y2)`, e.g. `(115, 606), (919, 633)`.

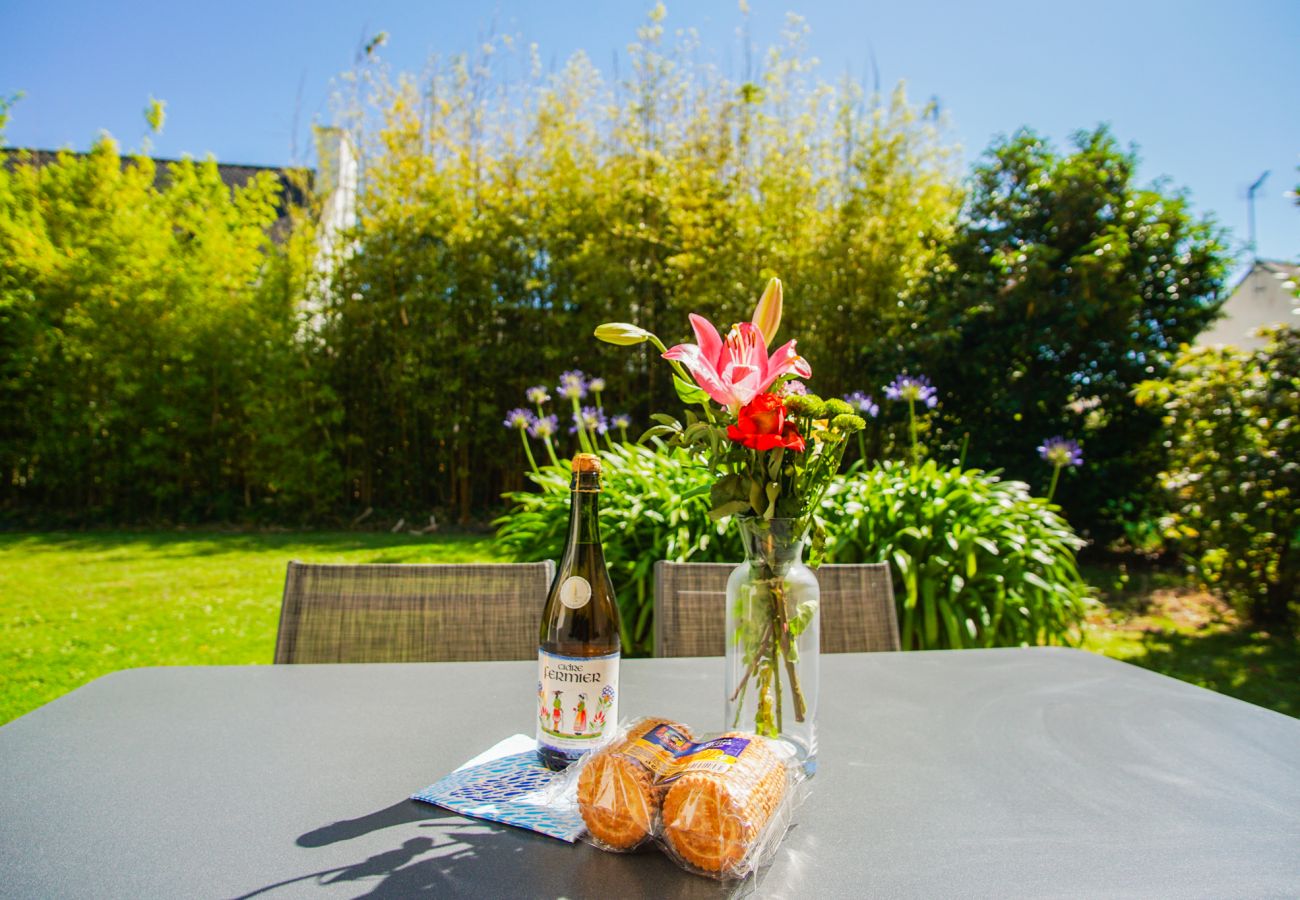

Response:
(724, 517), (820, 774)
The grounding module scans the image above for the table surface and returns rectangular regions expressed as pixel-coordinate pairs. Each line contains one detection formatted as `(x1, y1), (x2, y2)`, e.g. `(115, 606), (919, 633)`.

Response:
(2, 648), (1298, 899)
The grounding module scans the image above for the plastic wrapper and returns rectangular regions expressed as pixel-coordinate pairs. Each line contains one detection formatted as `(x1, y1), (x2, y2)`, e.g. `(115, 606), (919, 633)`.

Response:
(570, 716), (807, 880)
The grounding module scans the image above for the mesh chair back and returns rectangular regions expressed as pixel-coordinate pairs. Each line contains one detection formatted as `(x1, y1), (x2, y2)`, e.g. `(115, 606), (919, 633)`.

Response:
(274, 561), (555, 664)
(653, 561), (900, 657)
(653, 563), (735, 659)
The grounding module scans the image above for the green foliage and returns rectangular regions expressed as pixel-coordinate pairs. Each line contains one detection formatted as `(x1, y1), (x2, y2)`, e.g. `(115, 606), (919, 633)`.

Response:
(1135, 328), (1299, 628)
(917, 127), (1229, 537)
(0, 91), (19, 141)
(143, 97), (166, 134)
(495, 442), (742, 656)
(824, 460), (1090, 649)
(496, 446), (1090, 654)
(0, 139), (338, 521)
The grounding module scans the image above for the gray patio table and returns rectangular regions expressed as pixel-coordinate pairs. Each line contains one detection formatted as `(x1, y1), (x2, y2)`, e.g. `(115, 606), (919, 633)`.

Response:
(2, 648), (1298, 898)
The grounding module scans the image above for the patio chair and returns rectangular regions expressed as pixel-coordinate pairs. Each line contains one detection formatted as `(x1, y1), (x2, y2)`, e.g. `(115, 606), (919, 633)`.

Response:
(274, 561), (555, 664)
(653, 561), (900, 657)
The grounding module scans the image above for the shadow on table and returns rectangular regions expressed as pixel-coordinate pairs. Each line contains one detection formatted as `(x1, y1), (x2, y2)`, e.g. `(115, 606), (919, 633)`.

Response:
(230, 799), (737, 900)
(297, 800), (437, 848)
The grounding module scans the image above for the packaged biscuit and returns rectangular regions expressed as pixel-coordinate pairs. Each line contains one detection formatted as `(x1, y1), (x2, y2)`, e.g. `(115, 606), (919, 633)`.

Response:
(572, 717), (806, 880)
(577, 717), (691, 850)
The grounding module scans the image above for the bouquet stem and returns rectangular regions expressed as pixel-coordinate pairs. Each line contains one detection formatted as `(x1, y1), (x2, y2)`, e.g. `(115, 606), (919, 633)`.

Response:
(768, 571), (808, 722)
(728, 520), (817, 747)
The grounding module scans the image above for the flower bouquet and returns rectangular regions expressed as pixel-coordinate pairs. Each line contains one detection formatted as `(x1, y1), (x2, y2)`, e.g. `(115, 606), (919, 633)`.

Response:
(597, 278), (865, 770)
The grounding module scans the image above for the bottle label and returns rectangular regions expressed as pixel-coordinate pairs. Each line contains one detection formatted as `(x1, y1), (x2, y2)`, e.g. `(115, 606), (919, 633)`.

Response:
(621, 723), (754, 782)
(558, 576), (592, 610)
(537, 649), (619, 753)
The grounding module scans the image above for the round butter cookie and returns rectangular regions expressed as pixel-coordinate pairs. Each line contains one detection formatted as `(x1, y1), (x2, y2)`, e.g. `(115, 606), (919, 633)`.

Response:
(577, 718), (692, 850)
(660, 733), (786, 875)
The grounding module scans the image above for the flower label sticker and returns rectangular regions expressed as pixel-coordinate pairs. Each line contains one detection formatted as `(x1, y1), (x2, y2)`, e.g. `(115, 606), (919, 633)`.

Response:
(559, 575), (592, 610)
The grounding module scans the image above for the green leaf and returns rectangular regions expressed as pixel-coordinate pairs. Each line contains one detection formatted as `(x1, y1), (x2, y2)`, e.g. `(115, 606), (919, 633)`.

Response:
(637, 425), (679, 443)
(673, 375), (710, 406)
(710, 474), (748, 508)
(767, 447), (784, 480)
(681, 422), (712, 444)
(764, 481), (781, 519)
(790, 599), (818, 636)
(650, 413), (683, 429)
(708, 499), (750, 521)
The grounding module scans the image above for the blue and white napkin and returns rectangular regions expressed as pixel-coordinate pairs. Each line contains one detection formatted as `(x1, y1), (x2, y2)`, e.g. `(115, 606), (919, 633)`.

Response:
(411, 734), (585, 842)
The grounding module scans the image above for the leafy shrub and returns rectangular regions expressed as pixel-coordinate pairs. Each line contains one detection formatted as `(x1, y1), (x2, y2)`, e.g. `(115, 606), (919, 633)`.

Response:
(494, 442), (741, 655)
(823, 460), (1090, 649)
(497, 445), (1091, 654)
(1136, 327), (1299, 628)
(0, 138), (337, 522)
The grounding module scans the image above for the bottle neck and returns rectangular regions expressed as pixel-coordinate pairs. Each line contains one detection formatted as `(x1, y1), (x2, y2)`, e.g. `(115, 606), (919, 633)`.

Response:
(738, 516), (807, 575)
(568, 474), (603, 549)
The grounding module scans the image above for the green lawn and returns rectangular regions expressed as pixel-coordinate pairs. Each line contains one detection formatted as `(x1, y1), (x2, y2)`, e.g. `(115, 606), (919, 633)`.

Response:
(0, 531), (504, 724)
(1079, 563), (1300, 718)
(2, 532), (1295, 726)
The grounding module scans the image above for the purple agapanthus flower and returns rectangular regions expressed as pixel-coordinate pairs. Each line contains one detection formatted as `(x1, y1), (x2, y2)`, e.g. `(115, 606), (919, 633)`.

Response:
(781, 380), (809, 396)
(885, 374), (938, 409)
(525, 385), (551, 405)
(843, 391), (880, 418)
(557, 370), (588, 400)
(610, 413), (632, 430)
(528, 414), (559, 439)
(503, 408), (534, 431)
(587, 377), (607, 393)
(571, 406), (608, 434)
(1038, 436), (1084, 468)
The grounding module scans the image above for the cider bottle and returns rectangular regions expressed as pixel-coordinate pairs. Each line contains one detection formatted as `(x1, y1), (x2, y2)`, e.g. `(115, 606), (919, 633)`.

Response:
(536, 453), (621, 769)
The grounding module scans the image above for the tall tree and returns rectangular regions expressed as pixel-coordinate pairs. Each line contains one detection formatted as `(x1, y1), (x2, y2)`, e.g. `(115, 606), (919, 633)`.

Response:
(918, 127), (1229, 535)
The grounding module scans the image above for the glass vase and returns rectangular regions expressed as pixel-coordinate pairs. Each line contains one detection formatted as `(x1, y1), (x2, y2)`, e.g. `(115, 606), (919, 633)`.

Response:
(724, 516), (820, 774)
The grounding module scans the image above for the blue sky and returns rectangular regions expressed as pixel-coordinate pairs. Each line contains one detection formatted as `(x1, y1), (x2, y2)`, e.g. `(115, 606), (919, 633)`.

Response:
(2, 0), (1297, 269)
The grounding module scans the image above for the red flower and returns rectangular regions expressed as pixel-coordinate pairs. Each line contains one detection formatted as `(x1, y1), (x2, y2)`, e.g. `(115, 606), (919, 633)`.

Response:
(727, 393), (806, 452)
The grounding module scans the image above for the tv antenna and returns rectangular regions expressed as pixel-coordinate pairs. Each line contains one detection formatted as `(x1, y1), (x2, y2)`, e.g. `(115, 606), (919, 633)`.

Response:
(1246, 170), (1269, 262)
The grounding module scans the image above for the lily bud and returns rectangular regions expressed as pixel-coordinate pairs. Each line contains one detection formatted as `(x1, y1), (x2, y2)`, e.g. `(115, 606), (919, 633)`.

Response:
(751, 277), (783, 347)
(594, 322), (650, 346)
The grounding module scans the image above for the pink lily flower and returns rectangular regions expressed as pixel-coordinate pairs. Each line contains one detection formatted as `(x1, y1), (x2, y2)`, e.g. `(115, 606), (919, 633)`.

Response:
(663, 314), (812, 411)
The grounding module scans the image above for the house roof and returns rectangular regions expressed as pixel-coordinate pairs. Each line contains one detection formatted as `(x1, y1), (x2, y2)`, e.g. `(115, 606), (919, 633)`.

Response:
(1224, 258), (1300, 298)
(1256, 259), (1300, 278)
(1, 148), (311, 240)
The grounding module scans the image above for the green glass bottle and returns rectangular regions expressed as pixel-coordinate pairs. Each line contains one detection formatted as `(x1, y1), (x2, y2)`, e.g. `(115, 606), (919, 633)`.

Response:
(536, 453), (622, 770)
